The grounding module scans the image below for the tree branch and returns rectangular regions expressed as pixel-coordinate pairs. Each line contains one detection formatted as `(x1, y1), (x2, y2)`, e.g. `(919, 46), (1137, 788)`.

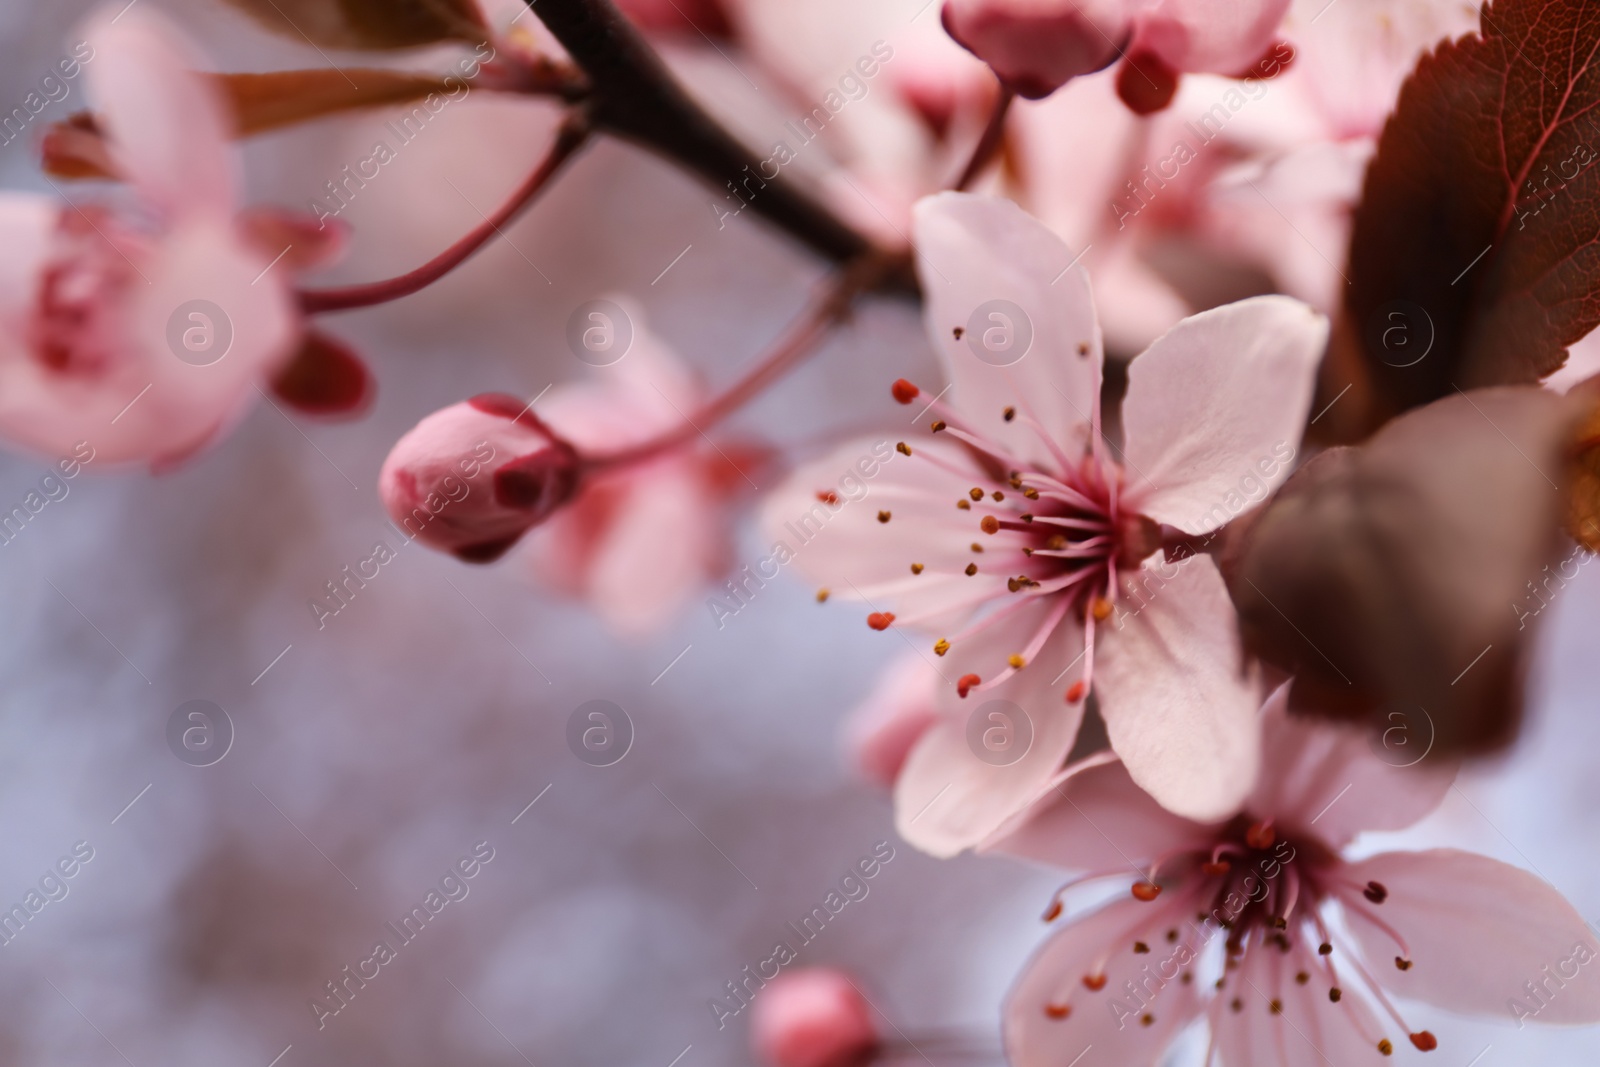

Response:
(522, 0), (910, 285)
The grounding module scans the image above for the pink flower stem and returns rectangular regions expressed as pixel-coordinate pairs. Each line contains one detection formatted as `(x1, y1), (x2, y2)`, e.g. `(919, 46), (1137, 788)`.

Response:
(580, 255), (898, 472)
(953, 84), (1015, 191)
(297, 114), (592, 315)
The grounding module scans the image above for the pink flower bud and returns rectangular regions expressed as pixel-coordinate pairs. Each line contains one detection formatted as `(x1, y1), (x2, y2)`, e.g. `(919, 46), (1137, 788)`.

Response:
(941, 0), (1291, 103)
(379, 394), (580, 563)
(752, 969), (878, 1067)
(941, 0), (1126, 99)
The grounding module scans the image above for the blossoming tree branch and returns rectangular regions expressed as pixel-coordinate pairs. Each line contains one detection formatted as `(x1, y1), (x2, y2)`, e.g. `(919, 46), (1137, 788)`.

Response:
(10, 0), (1600, 1061)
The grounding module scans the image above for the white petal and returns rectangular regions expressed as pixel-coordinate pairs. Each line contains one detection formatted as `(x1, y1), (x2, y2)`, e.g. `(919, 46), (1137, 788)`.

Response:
(912, 192), (1102, 474)
(1345, 849), (1600, 1022)
(1120, 295), (1327, 534)
(1095, 554), (1263, 822)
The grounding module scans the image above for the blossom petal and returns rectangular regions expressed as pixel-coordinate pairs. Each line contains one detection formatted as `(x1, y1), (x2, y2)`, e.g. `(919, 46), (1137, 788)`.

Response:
(894, 600), (1087, 857)
(845, 654), (942, 789)
(1094, 554), (1262, 822)
(582, 460), (725, 637)
(1004, 897), (1202, 1067)
(538, 307), (698, 449)
(1120, 295), (1327, 534)
(1344, 849), (1600, 1022)
(988, 758), (1207, 874)
(0, 194), (55, 311)
(1134, 0), (1293, 74)
(759, 436), (1010, 633)
(1247, 687), (1457, 849)
(912, 193), (1102, 474)
(0, 219), (294, 465)
(86, 7), (237, 220)
(1211, 938), (1389, 1067)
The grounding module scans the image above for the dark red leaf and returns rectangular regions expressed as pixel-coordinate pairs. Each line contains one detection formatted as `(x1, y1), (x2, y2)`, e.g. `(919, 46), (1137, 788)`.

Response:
(1223, 387), (1576, 754)
(1347, 0), (1600, 417)
(221, 0), (486, 50)
(270, 331), (374, 417)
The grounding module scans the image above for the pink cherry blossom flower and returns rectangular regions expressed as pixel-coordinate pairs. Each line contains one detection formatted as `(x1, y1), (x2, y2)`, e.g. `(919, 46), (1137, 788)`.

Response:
(763, 192), (1326, 855)
(523, 314), (761, 637)
(751, 969), (879, 1067)
(379, 394), (580, 562)
(993, 689), (1600, 1064)
(940, 0), (1292, 104)
(0, 7), (319, 467)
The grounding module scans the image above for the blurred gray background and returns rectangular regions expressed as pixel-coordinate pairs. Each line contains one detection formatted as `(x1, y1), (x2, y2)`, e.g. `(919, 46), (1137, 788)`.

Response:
(0, 1), (1596, 1064)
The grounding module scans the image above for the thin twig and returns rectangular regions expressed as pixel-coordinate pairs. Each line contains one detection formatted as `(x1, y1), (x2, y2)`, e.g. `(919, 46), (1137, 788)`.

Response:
(581, 253), (902, 471)
(298, 113), (592, 314)
(954, 85), (1014, 191)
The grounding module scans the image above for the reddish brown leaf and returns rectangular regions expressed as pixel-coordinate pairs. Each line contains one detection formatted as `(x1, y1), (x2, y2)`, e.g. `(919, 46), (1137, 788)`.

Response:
(221, 0), (485, 50)
(43, 69), (466, 181)
(217, 69), (471, 135)
(1223, 387), (1576, 754)
(1347, 0), (1600, 418)
(270, 331), (374, 417)
(39, 113), (115, 179)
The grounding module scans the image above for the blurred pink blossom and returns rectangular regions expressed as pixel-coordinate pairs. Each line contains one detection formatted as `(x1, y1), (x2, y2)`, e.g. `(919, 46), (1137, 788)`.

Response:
(0, 7), (327, 468)
(525, 316), (761, 637)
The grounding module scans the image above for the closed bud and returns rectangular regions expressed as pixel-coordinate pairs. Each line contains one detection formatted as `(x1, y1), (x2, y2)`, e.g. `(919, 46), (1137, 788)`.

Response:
(752, 969), (878, 1067)
(379, 393), (580, 563)
(940, 0), (1124, 99)
(940, 0), (1291, 103)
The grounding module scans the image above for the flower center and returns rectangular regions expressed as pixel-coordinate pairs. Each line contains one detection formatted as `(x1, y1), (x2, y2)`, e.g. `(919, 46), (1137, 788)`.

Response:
(1036, 816), (1439, 1056)
(880, 378), (1160, 702)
